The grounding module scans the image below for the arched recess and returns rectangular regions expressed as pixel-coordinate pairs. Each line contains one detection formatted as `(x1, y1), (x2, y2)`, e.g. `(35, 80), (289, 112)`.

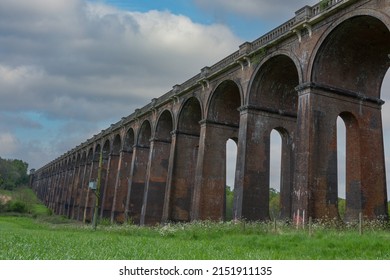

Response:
(84, 144), (101, 223)
(167, 97), (202, 222)
(112, 129), (135, 223)
(67, 153), (82, 218)
(249, 54), (299, 114)
(127, 120), (151, 224)
(142, 110), (174, 225)
(57, 158), (70, 215)
(312, 15), (390, 98)
(337, 112), (361, 222)
(101, 135), (122, 220)
(63, 155), (77, 217)
(304, 14), (390, 220)
(225, 138), (237, 221)
(192, 80), (241, 221)
(73, 150), (87, 220)
(98, 140), (111, 219)
(382, 70), (390, 219)
(237, 54), (298, 221)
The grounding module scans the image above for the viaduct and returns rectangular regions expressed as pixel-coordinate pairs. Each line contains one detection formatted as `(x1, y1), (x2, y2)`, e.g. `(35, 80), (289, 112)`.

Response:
(30, 0), (390, 225)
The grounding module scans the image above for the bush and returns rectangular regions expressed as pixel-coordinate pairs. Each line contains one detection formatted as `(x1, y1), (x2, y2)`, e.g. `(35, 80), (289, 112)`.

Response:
(8, 200), (28, 213)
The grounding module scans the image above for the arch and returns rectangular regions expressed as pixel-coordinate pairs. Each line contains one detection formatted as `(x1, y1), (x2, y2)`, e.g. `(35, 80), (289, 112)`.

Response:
(225, 138), (237, 221)
(112, 128), (135, 223)
(272, 127), (293, 220)
(155, 110), (174, 141)
(102, 139), (110, 159)
(337, 111), (362, 221)
(248, 54), (299, 114)
(311, 14), (390, 98)
(236, 54), (298, 221)
(192, 80), (242, 221)
(207, 80), (242, 126)
(168, 97), (202, 222)
(94, 144), (101, 159)
(178, 97), (202, 135)
(87, 147), (94, 162)
(127, 120), (152, 224)
(112, 134), (121, 155)
(124, 128), (135, 152)
(142, 109), (174, 225)
(137, 120), (152, 147)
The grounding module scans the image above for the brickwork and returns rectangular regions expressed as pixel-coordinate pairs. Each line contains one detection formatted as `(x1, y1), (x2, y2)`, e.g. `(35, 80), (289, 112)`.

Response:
(30, 0), (390, 224)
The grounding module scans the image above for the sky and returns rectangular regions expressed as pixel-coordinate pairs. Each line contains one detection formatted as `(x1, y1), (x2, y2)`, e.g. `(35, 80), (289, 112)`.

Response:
(0, 0), (389, 198)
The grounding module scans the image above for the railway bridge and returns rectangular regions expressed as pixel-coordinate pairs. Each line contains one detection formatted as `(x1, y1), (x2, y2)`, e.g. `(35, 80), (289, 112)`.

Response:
(31, 0), (390, 224)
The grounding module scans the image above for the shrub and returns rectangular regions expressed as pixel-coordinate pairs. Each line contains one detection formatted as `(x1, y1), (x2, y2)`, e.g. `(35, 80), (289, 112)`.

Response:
(8, 200), (28, 213)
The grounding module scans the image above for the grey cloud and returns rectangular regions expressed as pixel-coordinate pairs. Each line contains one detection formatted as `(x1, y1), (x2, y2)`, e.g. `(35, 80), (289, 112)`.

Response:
(0, 0), (241, 168)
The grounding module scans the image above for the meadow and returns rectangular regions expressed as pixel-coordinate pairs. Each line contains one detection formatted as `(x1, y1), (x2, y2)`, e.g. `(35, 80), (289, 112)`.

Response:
(1, 188), (390, 260)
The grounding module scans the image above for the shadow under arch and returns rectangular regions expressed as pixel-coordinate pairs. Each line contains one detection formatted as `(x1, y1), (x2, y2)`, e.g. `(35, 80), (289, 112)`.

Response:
(126, 120), (151, 224)
(166, 97), (202, 223)
(298, 14), (390, 221)
(141, 110), (174, 225)
(311, 14), (390, 98)
(235, 54), (299, 221)
(192, 79), (242, 221)
(112, 128), (135, 223)
(336, 111), (362, 222)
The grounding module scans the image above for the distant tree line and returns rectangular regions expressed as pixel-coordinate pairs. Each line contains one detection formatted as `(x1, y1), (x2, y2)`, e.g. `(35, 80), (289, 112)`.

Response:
(0, 157), (29, 190)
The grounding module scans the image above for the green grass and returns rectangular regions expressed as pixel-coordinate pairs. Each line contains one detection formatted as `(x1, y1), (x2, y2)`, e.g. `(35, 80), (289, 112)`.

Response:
(1, 216), (390, 260)
(1, 188), (390, 260)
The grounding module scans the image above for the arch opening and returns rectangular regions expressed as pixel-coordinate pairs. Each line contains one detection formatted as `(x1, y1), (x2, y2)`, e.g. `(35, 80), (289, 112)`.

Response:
(242, 54), (298, 221)
(269, 129), (282, 220)
(169, 97), (202, 222)
(142, 110), (174, 225)
(312, 15), (390, 97)
(337, 112), (361, 222)
(337, 116), (346, 219)
(127, 120), (152, 224)
(195, 80), (241, 221)
(225, 138), (237, 221)
(381, 69), (390, 217)
(249, 54), (299, 114)
(113, 134), (121, 155)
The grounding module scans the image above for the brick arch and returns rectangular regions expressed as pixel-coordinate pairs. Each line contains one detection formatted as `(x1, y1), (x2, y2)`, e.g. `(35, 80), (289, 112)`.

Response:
(167, 96), (202, 222)
(128, 119), (152, 224)
(112, 134), (121, 155)
(123, 128), (135, 152)
(177, 96), (202, 135)
(141, 109), (174, 225)
(155, 110), (174, 141)
(102, 139), (110, 159)
(192, 80), (242, 221)
(235, 54), (299, 222)
(137, 120), (151, 148)
(206, 79), (242, 127)
(311, 13), (390, 98)
(248, 54), (299, 115)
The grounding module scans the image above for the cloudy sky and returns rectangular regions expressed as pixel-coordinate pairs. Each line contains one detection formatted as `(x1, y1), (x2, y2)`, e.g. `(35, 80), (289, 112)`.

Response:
(0, 0), (389, 197)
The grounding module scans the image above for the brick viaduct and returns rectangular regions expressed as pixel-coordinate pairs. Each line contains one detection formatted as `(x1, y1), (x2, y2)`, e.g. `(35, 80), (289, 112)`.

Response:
(30, 0), (390, 225)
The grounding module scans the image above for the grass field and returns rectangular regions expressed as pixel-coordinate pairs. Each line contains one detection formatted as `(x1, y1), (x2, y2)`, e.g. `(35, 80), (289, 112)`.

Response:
(1, 215), (390, 260)
(1, 188), (390, 260)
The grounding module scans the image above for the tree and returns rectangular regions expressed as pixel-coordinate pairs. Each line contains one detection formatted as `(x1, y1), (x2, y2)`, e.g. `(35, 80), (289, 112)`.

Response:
(0, 157), (29, 190)
(269, 188), (281, 220)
